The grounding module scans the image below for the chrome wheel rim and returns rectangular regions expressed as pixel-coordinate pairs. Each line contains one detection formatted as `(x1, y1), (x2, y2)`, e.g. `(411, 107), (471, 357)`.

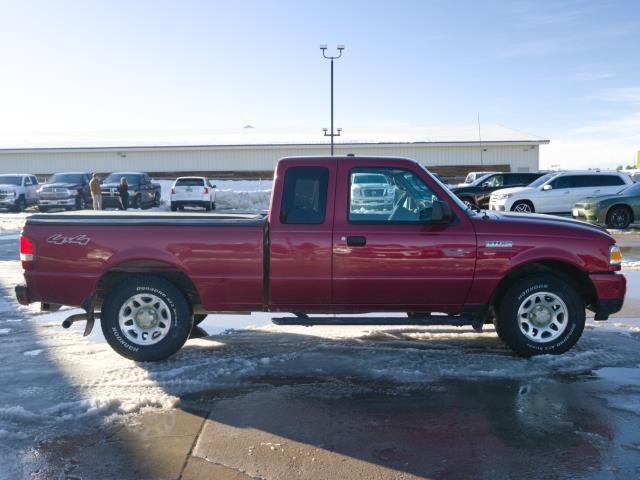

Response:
(118, 293), (171, 345)
(517, 291), (568, 343)
(513, 203), (532, 213)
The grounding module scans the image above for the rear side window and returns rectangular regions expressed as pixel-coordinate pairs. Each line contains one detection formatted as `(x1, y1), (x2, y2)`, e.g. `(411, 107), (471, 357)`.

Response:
(280, 167), (329, 224)
(175, 178), (205, 187)
(552, 176), (576, 189)
(600, 175), (625, 186)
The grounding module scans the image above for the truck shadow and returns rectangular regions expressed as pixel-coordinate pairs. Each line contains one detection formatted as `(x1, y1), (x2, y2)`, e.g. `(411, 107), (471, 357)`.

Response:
(126, 323), (640, 479)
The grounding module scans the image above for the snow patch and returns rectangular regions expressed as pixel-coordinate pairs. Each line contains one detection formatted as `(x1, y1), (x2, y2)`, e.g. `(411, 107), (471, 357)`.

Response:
(23, 349), (43, 357)
(0, 328), (10, 335)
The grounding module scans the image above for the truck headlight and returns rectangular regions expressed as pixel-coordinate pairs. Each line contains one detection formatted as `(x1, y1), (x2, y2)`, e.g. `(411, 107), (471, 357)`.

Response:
(609, 244), (622, 266)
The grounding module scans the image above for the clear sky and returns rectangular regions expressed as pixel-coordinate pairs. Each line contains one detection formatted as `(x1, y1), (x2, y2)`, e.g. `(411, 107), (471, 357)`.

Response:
(1, 0), (638, 168)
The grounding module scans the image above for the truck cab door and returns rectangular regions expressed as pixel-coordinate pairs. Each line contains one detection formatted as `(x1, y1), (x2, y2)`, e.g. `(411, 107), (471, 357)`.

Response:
(332, 160), (476, 312)
(268, 161), (336, 310)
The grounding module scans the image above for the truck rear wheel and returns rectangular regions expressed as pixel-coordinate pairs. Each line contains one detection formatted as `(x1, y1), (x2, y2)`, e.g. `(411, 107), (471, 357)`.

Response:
(496, 274), (585, 356)
(100, 275), (193, 361)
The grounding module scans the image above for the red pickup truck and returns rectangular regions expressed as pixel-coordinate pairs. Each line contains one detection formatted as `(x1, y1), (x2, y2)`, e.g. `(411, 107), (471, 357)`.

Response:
(15, 156), (626, 361)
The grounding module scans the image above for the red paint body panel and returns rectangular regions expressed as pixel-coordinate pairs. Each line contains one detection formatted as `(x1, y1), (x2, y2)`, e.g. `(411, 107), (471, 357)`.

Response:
(19, 156), (626, 318)
(23, 224), (264, 310)
(590, 273), (626, 300)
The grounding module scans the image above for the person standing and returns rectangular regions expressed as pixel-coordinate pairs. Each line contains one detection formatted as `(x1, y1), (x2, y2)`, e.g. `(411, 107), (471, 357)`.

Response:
(118, 176), (129, 210)
(89, 173), (102, 210)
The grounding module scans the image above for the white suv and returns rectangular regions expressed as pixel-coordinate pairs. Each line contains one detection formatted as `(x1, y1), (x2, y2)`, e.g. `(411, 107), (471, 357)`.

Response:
(170, 177), (216, 211)
(489, 171), (632, 214)
(0, 174), (39, 212)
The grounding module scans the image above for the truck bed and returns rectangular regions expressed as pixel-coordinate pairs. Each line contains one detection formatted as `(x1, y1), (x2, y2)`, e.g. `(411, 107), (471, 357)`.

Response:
(22, 210), (268, 311)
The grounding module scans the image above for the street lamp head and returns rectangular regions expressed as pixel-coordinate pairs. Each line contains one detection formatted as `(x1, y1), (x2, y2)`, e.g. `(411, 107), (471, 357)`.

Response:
(337, 44), (345, 50)
(322, 128), (328, 132)
(320, 44), (327, 50)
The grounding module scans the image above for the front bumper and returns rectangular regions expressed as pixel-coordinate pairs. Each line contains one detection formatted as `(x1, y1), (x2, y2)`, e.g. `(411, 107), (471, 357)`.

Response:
(489, 198), (509, 211)
(38, 198), (75, 206)
(572, 207), (604, 225)
(0, 198), (17, 207)
(589, 273), (626, 320)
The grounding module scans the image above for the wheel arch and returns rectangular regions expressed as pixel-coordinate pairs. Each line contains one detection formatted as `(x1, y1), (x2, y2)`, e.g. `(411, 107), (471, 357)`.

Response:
(510, 199), (535, 212)
(94, 259), (202, 311)
(605, 202), (635, 223)
(489, 259), (597, 313)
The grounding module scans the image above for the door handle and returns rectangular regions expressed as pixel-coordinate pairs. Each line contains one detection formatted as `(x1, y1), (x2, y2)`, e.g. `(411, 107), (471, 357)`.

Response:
(346, 235), (367, 247)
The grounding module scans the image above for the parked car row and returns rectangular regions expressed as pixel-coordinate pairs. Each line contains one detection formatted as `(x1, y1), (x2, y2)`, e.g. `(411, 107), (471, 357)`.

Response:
(0, 171), (163, 212)
(448, 169), (639, 229)
(0, 171), (221, 213)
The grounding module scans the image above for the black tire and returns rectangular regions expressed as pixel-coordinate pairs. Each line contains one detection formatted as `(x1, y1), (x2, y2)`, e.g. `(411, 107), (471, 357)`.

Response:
(606, 205), (632, 230)
(496, 274), (585, 356)
(37, 206), (49, 213)
(211, 202), (216, 211)
(205, 202), (212, 212)
(154, 192), (161, 207)
(100, 275), (193, 361)
(75, 196), (87, 210)
(13, 196), (26, 213)
(131, 196), (139, 209)
(193, 314), (207, 326)
(511, 200), (534, 214)
(170, 203), (177, 212)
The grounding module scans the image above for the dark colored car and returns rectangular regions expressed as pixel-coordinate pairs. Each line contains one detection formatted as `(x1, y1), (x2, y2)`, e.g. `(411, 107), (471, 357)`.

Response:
(16, 156), (625, 362)
(100, 172), (161, 209)
(573, 182), (640, 229)
(451, 172), (544, 208)
(37, 172), (91, 212)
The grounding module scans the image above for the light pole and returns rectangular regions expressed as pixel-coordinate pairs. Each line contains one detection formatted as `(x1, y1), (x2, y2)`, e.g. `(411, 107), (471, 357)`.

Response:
(320, 44), (344, 156)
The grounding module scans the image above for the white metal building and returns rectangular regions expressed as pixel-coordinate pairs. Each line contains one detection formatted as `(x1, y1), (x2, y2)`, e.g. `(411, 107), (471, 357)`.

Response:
(0, 125), (549, 176)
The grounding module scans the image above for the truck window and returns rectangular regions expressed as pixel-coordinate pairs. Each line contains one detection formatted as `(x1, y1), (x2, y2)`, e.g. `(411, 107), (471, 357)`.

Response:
(280, 167), (329, 224)
(348, 167), (441, 223)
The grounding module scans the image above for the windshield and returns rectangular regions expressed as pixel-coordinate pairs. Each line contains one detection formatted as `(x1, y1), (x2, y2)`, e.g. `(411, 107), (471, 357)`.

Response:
(468, 173), (496, 187)
(419, 164), (470, 213)
(528, 173), (555, 188)
(353, 174), (389, 184)
(48, 173), (84, 184)
(104, 173), (141, 184)
(0, 176), (22, 186)
(620, 182), (640, 195)
(175, 178), (204, 187)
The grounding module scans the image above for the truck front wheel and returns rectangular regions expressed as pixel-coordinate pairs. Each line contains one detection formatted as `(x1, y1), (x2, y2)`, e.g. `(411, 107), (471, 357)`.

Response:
(496, 274), (585, 356)
(100, 275), (193, 361)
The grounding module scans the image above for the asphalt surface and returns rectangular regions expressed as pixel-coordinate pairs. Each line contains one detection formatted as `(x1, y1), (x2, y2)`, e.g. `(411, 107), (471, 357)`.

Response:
(1, 231), (640, 479)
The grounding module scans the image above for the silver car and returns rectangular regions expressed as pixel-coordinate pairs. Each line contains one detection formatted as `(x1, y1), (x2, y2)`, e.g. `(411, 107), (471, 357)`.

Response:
(350, 173), (395, 212)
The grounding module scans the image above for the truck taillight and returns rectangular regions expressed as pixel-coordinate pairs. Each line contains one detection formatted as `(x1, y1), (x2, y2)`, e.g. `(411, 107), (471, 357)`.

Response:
(19, 235), (35, 265)
(203, 187), (209, 194)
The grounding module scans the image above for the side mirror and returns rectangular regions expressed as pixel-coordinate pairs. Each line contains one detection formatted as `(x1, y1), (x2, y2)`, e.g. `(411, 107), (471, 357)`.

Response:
(212, 184), (217, 189)
(542, 184), (552, 191)
(481, 182), (489, 189)
(424, 200), (454, 224)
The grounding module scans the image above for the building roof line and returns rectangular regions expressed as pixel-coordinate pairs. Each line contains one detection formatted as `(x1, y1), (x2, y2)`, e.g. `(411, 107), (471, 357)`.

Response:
(0, 139), (549, 154)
